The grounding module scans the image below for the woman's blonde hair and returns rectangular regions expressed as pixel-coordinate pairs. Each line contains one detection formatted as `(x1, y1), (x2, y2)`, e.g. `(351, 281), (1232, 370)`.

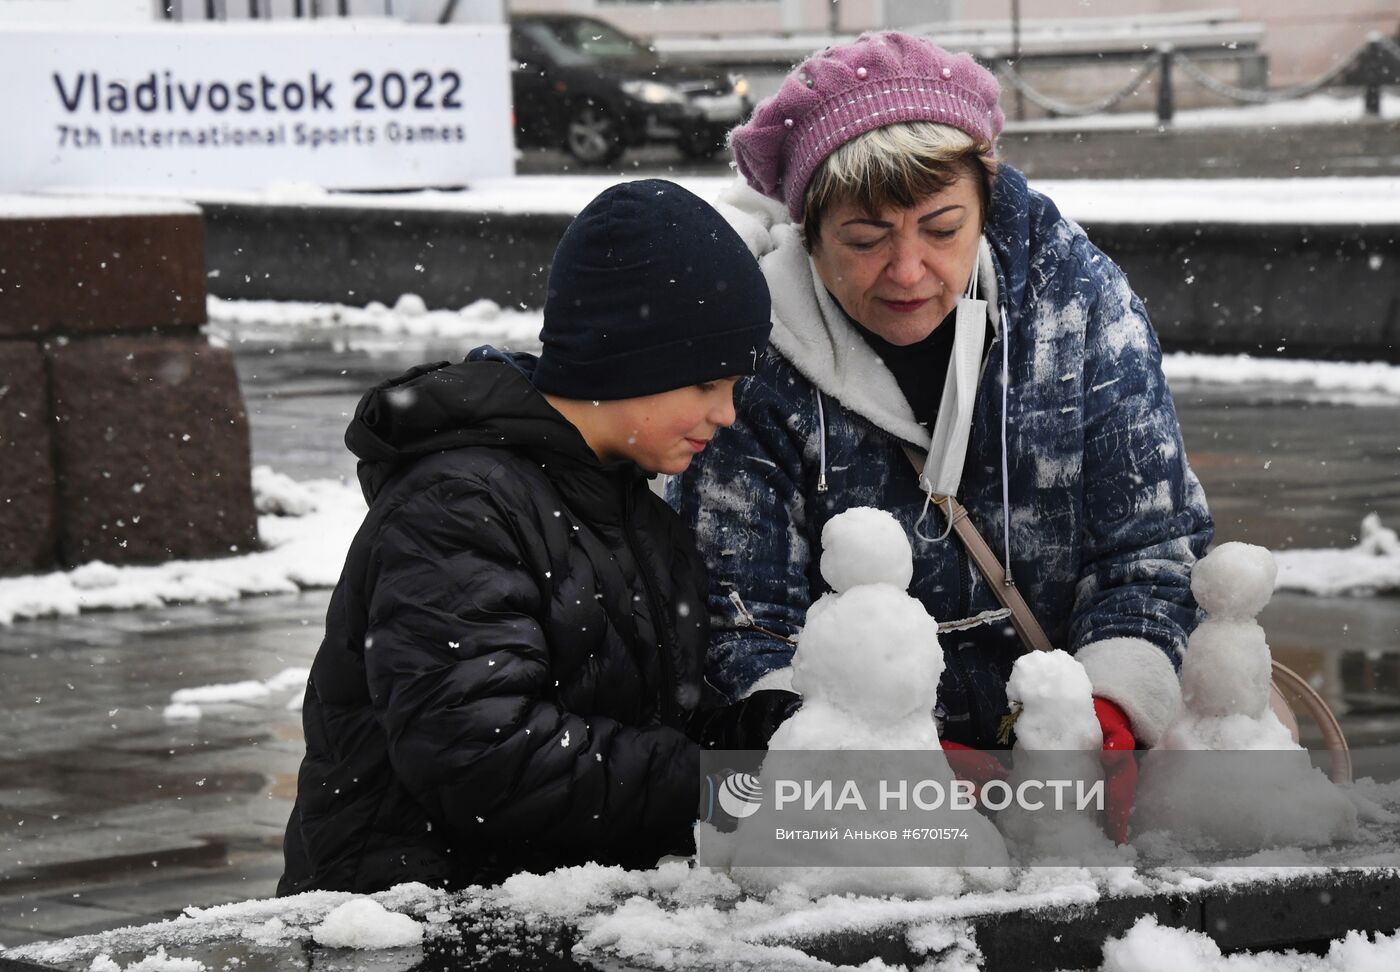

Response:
(802, 121), (998, 250)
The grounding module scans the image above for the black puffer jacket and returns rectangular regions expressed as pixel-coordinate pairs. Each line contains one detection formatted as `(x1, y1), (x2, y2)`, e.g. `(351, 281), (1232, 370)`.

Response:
(280, 355), (739, 894)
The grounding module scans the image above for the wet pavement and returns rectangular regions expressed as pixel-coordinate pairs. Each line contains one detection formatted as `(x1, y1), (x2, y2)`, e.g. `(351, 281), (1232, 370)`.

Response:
(2, 325), (1399, 949)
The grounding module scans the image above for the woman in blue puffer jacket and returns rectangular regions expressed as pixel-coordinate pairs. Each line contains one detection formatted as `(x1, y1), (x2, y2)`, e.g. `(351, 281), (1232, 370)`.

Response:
(669, 33), (1213, 775)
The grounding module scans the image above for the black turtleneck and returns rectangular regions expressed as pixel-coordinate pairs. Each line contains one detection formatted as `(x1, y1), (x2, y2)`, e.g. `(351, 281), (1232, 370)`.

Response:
(852, 307), (959, 432)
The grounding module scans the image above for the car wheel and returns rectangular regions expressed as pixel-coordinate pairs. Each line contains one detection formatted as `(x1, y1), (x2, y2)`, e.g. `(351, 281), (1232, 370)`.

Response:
(565, 102), (623, 165)
(677, 127), (725, 160)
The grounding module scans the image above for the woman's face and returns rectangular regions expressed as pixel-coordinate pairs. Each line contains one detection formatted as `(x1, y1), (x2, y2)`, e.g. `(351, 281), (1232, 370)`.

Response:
(810, 173), (983, 346)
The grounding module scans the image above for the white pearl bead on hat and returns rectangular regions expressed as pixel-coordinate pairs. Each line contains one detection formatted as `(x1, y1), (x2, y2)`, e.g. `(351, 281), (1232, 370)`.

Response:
(855, 66), (868, 79)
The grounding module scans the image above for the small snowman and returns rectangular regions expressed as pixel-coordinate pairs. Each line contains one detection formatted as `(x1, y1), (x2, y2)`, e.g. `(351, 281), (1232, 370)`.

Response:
(1135, 542), (1357, 851)
(997, 650), (1128, 864)
(767, 506), (942, 751)
(720, 507), (1008, 897)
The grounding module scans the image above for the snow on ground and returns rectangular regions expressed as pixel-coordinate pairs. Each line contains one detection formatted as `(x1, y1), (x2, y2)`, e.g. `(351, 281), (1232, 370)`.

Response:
(159, 666), (310, 723)
(0, 468), (362, 626)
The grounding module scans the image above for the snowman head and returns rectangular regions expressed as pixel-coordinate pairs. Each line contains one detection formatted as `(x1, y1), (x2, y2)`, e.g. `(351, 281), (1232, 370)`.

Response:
(820, 507), (915, 594)
(1191, 542), (1277, 622)
(1005, 650), (1101, 750)
(795, 508), (941, 720)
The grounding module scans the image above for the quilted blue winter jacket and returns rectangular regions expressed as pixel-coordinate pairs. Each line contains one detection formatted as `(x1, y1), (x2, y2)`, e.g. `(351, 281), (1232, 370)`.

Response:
(668, 165), (1213, 748)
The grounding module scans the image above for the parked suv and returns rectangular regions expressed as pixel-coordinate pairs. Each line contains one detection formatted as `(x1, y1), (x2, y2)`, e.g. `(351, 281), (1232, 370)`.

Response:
(510, 13), (751, 165)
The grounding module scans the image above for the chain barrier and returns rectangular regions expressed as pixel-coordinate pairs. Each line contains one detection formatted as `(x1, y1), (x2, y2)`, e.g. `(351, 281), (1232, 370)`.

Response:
(1376, 33), (1400, 64)
(994, 34), (1397, 120)
(1174, 48), (1364, 104)
(996, 55), (1160, 117)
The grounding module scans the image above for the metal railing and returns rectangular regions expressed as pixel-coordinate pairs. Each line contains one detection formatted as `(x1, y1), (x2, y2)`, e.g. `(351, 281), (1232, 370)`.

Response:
(994, 33), (1400, 124)
(162, 1), (397, 18)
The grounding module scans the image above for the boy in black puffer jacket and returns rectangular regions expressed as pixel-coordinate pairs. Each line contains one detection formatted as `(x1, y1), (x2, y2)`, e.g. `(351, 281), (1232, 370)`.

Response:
(278, 181), (798, 895)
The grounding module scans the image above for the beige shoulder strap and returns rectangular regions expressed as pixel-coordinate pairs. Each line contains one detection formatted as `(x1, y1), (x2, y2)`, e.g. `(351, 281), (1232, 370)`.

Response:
(902, 445), (1054, 654)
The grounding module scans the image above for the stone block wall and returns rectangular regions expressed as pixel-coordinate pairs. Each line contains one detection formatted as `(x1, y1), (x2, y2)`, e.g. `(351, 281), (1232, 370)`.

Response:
(0, 202), (258, 576)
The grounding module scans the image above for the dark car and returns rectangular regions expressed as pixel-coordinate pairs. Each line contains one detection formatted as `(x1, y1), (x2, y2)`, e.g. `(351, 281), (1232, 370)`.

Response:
(510, 13), (752, 165)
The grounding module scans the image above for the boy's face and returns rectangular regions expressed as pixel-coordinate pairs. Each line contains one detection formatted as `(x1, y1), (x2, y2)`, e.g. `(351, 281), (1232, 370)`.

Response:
(596, 378), (741, 475)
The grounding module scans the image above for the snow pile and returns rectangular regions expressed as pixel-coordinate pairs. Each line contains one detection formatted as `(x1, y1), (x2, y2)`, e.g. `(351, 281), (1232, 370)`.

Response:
(311, 897), (423, 949)
(207, 293), (544, 347)
(1102, 915), (1400, 971)
(0, 470), (363, 625)
(161, 667), (309, 723)
(1275, 514), (1400, 596)
(491, 860), (1039, 969)
(1137, 543), (1358, 852)
(5, 884), (450, 968)
(251, 466), (319, 516)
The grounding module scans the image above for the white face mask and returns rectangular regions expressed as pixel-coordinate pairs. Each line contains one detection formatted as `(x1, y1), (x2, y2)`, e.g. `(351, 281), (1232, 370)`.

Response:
(920, 242), (987, 500)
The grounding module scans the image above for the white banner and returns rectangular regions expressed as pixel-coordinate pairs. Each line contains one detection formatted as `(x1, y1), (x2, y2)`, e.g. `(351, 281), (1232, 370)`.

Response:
(0, 21), (513, 190)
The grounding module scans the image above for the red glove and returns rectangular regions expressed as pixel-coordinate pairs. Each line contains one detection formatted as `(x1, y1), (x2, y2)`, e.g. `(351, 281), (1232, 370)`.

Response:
(942, 741), (1008, 807)
(1094, 697), (1137, 844)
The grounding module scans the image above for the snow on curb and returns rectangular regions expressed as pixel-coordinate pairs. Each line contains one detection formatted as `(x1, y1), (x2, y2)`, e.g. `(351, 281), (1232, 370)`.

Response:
(206, 293), (544, 348)
(1275, 514), (1400, 597)
(4, 883), (448, 967)
(0, 467), (363, 626)
(1161, 353), (1400, 402)
(1102, 914), (1400, 971)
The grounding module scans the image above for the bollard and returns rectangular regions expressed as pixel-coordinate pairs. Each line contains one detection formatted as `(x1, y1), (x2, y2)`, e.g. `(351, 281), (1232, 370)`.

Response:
(1156, 45), (1175, 126)
(1363, 37), (1382, 117)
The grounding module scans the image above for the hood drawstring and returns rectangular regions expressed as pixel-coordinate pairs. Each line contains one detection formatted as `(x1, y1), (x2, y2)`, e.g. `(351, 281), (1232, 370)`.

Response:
(999, 297), (1014, 587)
(815, 389), (829, 494)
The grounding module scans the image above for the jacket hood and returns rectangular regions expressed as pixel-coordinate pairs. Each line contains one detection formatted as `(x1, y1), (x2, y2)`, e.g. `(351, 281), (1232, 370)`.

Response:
(346, 348), (604, 504)
(711, 172), (1022, 479)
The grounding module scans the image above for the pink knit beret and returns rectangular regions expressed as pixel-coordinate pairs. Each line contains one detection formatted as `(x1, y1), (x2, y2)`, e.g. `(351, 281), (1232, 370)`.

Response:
(730, 32), (1004, 221)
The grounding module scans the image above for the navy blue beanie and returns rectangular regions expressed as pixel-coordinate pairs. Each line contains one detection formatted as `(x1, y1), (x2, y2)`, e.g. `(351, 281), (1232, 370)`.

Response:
(533, 179), (772, 400)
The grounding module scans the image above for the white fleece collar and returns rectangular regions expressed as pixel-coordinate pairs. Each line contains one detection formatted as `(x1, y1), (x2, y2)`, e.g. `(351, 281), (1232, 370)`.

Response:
(760, 220), (1000, 484)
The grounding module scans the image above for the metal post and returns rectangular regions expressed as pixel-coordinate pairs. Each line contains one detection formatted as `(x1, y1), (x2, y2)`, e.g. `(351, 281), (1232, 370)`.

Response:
(1156, 45), (1175, 126)
(338, 0), (349, 15)
(828, 0), (839, 36)
(1363, 37), (1383, 117)
(1010, 0), (1024, 121)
